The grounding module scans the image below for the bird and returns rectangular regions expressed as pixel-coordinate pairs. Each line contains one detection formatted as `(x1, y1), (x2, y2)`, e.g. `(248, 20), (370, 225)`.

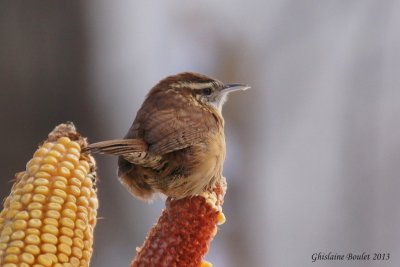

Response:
(84, 72), (250, 201)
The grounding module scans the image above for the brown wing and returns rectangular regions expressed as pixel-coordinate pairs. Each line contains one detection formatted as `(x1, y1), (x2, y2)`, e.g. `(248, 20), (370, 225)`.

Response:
(146, 108), (215, 155)
(126, 96), (219, 156)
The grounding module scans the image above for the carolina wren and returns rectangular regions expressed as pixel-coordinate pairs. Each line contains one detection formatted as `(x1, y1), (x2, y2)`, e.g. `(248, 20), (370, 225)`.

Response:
(85, 72), (249, 200)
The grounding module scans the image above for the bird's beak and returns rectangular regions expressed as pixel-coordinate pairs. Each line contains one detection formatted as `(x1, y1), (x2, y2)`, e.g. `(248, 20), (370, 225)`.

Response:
(221, 83), (251, 94)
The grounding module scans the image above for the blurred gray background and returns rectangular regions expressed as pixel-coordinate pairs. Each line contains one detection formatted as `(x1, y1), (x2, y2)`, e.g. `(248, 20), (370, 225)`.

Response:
(1, 1), (400, 266)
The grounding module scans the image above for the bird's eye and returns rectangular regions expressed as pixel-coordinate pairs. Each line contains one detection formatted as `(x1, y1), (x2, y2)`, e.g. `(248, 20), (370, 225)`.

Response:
(201, 88), (212, 95)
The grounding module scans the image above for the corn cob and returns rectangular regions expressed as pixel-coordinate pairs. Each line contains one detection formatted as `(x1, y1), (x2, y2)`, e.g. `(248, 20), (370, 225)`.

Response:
(0, 123), (98, 267)
(131, 177), (226, 267)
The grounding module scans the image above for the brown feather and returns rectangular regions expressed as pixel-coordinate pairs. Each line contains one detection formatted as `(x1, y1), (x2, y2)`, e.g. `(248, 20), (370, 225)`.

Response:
(83, 139), (147, 155)
(126, 88), (219, 156)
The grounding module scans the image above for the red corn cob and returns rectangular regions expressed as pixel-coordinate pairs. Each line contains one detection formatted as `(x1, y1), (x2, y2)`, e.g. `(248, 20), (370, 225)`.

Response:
(131, 177), (227, 267)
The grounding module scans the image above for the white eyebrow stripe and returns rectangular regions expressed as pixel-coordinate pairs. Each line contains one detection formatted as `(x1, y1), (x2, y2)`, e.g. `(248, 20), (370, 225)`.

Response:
(171, 82), (214, 90)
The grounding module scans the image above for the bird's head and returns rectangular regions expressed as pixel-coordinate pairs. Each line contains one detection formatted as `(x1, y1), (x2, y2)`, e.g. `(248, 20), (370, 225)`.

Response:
(151, 72), (250, 111)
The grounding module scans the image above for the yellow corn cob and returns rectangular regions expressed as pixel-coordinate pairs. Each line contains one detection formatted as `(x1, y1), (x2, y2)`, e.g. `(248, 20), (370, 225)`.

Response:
(0, 123), (98, 267)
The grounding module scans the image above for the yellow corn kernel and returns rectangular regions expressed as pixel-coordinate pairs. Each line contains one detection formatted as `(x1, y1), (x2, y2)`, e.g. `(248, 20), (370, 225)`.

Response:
(0, 124), (98, 267)
(21, 252), (35, 264)
(47, 150), (61, 159)
(28, 219), (42, 228)
(0, 235), (10, 243)
(73, 169), (86, 181)
(89, 197), (99, 210)
(46, 210), (60, 220)
(217, 211), (226, 225)
(34, 171), (52, 179)
(42, 155), (58, 165)
(47, 202), (62, 211)
(82, 250), (91, 261)
(74, 229), (84, 240)
(32, 194), (46, 204)
(26, 229), (40, 236)
(70, 256), (80, 266)
(77, 196), (89, 208)
(65, 202), (77, 212)
(5, 253), (19, 263)
(68, 147), (81, 158)
(20, 194), (32, 206)
(5, 246), (20, 254)
(53, 188), (67, 199)
(82, 177), (93, 188)
(37, 254), (53, 266)
(27, 165), (40, 175)
(67, 195), (77, 204)
(75, 219), (86, 231)
(29, 210), (42, 219)
(62, 209), (77, 220)
(79, 161), (90, 174)
(72, 246), (83, 258)
(81, 187), (91, 198)
(1, 226), (12, 236)
(42, 142), (54, 150)
(34, 185), (49, 195)
(60, 161), (75, 171)
(53, 143), (66, 153)
(69, 185), (81, 197)
(25, 234), (41, 245)
(201, 260), (213, 267)
(22, 184), (34, 194)
(10, 231), (25, 240)
(58, 243), (72, 256)
(25, 244), (40, 255)
(58, 252), (69, 263)
(41, 233), (58, 245)
(27, 202), (42, 211)
(53, 180), (67, 190)
(42, 225), (59, 236)
(57, 137), (71, 146)
(12, 220), (27, 230)
(0, 243), (7, 250)
(60, 236), (73, 247)
(73, 238), (84, 250)
(41, 243), (57, 254)
(58, 166), (71, 177)
(67, 140), (81, 151)
(9, 201), (22, 211)
(60, 227), (74, 238)
(65, 154), (80, 167)
(77, 212), (88, 223)
(69, 177), (82, 187)
(60, 217), (75, 229)
(9, 240), (24, 248)
(46, 252), (58, 264)
(33, 148), (48, 158)
(49, 195), (65, 205)
(33, 178), (49, 186)
(53, 175), (68, 185)
(43, 218), (58, 227)
(26, 157), (41, 169)
(39, 164), (57, 175)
